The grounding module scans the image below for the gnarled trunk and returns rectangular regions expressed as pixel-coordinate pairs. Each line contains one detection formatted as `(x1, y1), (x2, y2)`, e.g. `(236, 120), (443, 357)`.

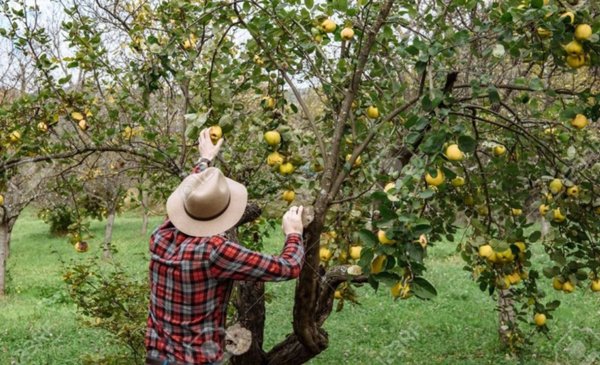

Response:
(266, 333), (324, 365)
(290, 213), (328, 356)
(231, 281), (267, 365)
(230, 205), (367, 364)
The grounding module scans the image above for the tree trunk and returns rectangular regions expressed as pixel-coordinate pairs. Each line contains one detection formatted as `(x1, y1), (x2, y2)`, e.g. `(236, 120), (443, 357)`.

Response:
(233, 206), (330, 364)
(223, 203), (319, 365)
(231, 281), (268, 365)
(498, 288), (517, 347)
(290, 214), (328, 355)
(103, 202), (117, 259)
(2, 228), (9, 259)
(266, 333), (325, 365)
(141, 189), (149, 236)
(223, 203), (270, 364)
(0, 213), (18, 298)
(0, 219), (10, 297)
(1, 217), (15, 260)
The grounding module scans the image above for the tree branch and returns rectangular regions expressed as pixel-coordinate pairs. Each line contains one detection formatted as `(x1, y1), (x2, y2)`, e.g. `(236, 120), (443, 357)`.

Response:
(453, 83), (577, 96)
(1, 145), (181, 177)
(233, 4), (327, 163)
(315, 265), (368, 326)
(469, 108), (493, 231)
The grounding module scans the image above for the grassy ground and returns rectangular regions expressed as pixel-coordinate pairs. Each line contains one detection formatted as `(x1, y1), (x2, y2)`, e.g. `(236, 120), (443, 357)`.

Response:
(1, 209), (599, 364)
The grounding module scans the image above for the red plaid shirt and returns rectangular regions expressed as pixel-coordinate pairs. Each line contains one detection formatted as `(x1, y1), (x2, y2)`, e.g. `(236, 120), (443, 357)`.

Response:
(145, 166), (304, 364)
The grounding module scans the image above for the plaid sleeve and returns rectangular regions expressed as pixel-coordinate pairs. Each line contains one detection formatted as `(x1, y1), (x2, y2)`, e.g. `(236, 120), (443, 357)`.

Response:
(209, 233), (304, 281)
(149, 219), (174, 252)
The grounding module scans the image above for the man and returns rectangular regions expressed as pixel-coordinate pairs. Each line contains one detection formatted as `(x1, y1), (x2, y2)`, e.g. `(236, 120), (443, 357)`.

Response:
(146, 128), (305, 365)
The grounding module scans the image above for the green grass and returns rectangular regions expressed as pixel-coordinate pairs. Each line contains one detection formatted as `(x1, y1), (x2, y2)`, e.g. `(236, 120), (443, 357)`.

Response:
(1, 210), (599, 364)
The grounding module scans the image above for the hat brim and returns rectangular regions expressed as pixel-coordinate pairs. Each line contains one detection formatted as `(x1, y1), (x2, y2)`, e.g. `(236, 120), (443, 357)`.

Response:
(166, 175), (248, 237)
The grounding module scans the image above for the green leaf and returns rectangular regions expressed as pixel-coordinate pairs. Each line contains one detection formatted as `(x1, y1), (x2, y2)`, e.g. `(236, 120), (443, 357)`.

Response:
(373, 272), (401, 286)
(405, 115), (428, 131)
(418, 190), (435, 199)
(405, 131), (422, 145)
(453, 30), (470, 45)
(405, 45), (419, 56)
(500, 12), (513, 24)
(371, 191), (388, 202)
(58, 75), (72, 85)
(334, 0), (348, 11)
(413, 223), (432, 235)
(420, 131), (447, 154)
(514, 77), (527, 86)
(358, 247), (374, 269)
(550, 252), (567, 266)
(368, 275), (380, 291)
(414, 218), (430, 226)
(407, 243), (424, 262)
(185, 125), (199, 140)
(575, 269), (588, 280)
(559, 108), (577, 120)
(488, 86), (501, 104)
(480, 280), (488, 292)
(358, 229), (378, 248)
(531, 0), (543, 8)
(529, 77), (544, 91)
(529, 231), (541, 242)
(304, 0), (313, 8)
(458, 135), (477, 153)
(422, 94), (442, 112)
(412, 277), (437, 299)
(542, 266), (560, 279)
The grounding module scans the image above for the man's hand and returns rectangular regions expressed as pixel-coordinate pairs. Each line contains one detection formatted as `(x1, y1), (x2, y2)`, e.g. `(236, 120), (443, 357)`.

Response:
(282, 206), (304, 235)
(198, 127), (223, 161)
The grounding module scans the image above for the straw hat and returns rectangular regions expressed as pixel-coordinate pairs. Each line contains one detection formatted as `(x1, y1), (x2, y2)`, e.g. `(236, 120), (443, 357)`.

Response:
(166, 167), (247, 237)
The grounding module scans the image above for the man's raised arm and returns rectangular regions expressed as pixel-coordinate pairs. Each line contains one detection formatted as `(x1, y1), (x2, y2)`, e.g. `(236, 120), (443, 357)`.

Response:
(209, 206), (305, 281)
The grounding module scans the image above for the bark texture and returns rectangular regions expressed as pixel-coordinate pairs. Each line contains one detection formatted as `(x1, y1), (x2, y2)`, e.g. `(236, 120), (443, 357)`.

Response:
(230, 281), (268, 365)
(0, 220), (8, 297)
(498, 289), (517, 346)
(141, 190), (149, 236)
(0, 216), (16, 297)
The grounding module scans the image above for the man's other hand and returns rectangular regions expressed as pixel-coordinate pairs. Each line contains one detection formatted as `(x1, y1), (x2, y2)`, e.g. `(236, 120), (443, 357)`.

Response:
(282, 206), (304, 235)
(198, 127), (223, 161)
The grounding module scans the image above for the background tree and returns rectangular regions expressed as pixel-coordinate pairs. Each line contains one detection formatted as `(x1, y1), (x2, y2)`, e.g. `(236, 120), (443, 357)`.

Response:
(0, 163), (56, 296)
(76, 153), (134, 259)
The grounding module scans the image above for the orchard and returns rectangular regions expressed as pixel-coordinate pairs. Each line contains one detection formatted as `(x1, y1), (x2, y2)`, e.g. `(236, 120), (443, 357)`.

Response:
(1, 0), (599, 364)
